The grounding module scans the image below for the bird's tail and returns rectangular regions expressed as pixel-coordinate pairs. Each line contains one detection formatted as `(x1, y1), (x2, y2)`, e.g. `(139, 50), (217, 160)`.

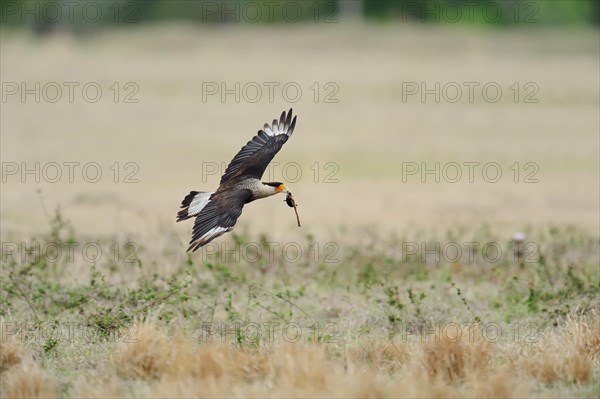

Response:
(176, 191), (214, 222)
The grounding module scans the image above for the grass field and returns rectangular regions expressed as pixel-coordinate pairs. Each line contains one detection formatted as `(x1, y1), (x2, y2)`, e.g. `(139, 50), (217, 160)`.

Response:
(1, 23), (599, 398)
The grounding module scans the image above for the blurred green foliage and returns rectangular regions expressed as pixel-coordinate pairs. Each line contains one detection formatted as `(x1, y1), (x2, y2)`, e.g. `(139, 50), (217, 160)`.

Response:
(133, 0), (338, 23)
(365, 0), (599, 26)
(0, 0), (337, 28)
(0, 0), (598, 30)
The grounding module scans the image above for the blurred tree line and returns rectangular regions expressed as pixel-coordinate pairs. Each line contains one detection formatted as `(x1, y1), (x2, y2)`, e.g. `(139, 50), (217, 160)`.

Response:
(365, 0), (599, 25)
(1, 0), (598, 31)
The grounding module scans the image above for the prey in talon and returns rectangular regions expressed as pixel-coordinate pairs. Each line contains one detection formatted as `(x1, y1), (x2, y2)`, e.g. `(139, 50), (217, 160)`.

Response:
(285, 192), (296, 207)
(284, 191), (301, 227)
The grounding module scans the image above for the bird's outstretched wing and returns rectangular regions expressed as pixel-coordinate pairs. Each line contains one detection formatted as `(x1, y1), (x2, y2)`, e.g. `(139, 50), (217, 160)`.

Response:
(187, 189), (251, 252)
(219, 109), (297, 185)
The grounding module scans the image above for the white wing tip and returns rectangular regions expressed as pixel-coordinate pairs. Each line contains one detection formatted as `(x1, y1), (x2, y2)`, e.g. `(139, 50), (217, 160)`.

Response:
(263, 109), (296, 137)
(188, 226), (232, 251)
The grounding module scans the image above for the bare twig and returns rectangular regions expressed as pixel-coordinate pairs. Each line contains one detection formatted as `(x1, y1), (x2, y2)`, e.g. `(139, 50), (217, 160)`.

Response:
(9, 273), (40, 322)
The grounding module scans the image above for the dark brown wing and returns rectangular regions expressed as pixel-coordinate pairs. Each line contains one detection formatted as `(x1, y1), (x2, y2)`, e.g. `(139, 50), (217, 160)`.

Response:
(187, 189), (251, 252)
(219, 109), (297, 185)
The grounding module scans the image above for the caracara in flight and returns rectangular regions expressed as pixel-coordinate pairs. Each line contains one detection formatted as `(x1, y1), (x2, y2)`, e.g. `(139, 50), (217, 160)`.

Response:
(177, 109), (298, 252)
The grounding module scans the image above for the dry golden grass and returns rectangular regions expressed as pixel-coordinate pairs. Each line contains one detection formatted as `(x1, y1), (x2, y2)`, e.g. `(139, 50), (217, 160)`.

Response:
(1, 366), (57, 399)
(0, 336), (27, 373)
(115, 321), (170, 379)
(566, 314), (600, 360)
(514, 314), (599, 385)
(1, 338), (57, 399)
(345, 339), (410, 373)
(419, 327), (492, 383)
(21, 317), (585, 398)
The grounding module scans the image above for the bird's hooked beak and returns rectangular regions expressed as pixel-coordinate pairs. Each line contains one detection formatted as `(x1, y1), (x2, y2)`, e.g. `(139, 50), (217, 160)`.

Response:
(276, 183), (288, 193)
